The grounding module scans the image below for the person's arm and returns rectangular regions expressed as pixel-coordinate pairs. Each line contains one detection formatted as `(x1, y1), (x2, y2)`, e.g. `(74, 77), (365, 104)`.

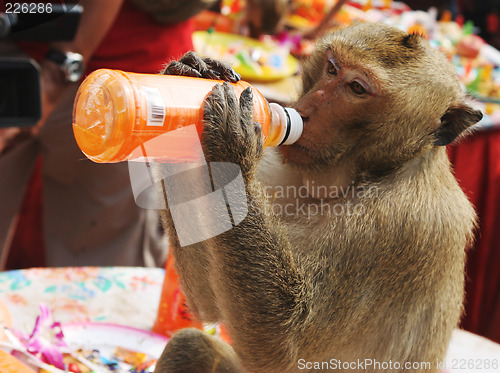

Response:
(37, 0), (124, 132)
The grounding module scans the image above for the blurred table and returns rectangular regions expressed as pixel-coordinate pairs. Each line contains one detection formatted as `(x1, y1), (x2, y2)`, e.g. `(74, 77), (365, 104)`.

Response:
(252, 75), (301, 106)
(0, 267), (499, 372)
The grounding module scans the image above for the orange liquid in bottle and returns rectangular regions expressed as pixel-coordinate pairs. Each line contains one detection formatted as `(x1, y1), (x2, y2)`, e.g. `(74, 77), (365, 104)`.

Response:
(73, 69), (302, 163)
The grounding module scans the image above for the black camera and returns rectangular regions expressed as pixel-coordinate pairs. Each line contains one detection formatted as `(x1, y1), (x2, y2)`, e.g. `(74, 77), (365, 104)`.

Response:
(0, 3), (82, 128)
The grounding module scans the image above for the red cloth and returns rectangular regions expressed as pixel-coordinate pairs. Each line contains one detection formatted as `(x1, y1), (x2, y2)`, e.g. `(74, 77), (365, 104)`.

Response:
(448, 129), (500, 343)
(86, 2), (194, 74)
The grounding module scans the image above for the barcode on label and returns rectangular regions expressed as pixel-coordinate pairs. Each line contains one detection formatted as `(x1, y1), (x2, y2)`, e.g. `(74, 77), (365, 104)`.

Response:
(142, 87), (166, 126)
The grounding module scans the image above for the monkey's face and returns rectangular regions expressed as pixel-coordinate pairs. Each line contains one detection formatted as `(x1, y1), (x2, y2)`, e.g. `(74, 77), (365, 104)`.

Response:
(280, 22), (464, 176)
(280, 39), (388, 168)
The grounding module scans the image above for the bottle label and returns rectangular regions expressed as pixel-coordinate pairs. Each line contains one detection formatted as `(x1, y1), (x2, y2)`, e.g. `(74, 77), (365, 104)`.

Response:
(142, 87), (166, 127)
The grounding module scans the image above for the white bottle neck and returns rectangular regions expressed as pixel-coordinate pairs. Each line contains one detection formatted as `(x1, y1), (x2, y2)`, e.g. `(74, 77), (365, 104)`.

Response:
(269, 103), (303, 146)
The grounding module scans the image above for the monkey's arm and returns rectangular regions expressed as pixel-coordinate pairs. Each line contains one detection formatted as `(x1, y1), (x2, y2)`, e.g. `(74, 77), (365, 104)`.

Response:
(155, 52), (242, 322)
(200, 83), (310, 372)
(160, 54), (313, 369)
(211, 190), (308, 371)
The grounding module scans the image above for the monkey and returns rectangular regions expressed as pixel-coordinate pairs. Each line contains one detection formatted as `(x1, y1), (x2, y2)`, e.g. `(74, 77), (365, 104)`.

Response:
(128, 0), (220, 24)
(129, 0), (289, 38)
(245, 0), (290, 38)
(154, 22), (483, 373)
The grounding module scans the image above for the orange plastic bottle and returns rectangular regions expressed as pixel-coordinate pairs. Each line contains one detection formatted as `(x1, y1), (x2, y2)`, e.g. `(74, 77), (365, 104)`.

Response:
(72, 69), (303, 340)
(72, 69), (303, 163)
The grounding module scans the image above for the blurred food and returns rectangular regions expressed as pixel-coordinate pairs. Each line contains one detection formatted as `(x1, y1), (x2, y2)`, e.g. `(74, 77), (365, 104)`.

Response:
(193, 31), (299, 81)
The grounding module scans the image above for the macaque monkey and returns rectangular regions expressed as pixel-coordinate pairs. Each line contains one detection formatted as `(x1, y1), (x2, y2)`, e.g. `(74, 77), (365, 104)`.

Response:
(130, 0), (289, 38)
(155, 22), (482, 373)
(245, 0), (290, 38)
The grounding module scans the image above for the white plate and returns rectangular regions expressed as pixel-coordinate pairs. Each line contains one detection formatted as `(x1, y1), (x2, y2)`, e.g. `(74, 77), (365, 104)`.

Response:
(62, 322), (169, 359)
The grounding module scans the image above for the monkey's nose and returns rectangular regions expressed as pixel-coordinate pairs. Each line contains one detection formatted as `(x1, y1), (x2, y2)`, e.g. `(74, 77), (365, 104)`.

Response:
(292, 106), (311, 123)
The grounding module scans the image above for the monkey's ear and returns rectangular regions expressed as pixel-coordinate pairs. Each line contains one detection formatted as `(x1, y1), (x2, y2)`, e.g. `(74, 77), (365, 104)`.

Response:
(402, 33), (422, 48)
(433, 103), (483, 146)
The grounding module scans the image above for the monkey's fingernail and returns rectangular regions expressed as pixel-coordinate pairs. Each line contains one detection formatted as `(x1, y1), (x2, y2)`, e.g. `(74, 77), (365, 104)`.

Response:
(211, 84), (223, 95)
(224, 70), (240, 83)
(222, 81), (233, 92)
(242, 87), (253, 100)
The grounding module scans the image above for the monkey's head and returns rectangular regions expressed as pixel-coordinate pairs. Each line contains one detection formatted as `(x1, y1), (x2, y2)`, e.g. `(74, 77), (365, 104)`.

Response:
(280, 22), (482, 180)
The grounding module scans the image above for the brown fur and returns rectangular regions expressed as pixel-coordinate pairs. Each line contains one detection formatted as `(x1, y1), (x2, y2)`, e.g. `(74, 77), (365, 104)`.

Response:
(155, 22), (481, 373)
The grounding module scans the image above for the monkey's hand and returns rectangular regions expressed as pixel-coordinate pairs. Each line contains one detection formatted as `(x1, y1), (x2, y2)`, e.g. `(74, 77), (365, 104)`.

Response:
(202, 82), (264, 178)
(163, 51), (241, 83)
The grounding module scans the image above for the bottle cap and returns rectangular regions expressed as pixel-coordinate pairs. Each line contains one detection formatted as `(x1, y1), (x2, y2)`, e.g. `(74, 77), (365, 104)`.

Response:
(282, 107), (303, 145)
(269, 103), (303, 146)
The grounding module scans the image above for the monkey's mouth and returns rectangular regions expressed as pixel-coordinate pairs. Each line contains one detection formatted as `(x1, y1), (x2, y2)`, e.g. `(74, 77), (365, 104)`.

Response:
(279, 114), (320, 162)
(279, 142), (318, 166)
(289, 143), (313, 153)
(290, 115), (311, 151)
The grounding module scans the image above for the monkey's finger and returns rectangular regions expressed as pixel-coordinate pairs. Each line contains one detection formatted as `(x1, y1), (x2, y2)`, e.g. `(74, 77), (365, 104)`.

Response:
(178, 51), (204, 69)
(221, 82), (244, 138)
(204, 84), (228, 126)
(253, 122), (264, 152)
(205, 58), (241, 83)
(163, 61), (203, 78)
(178, 51), (221, 80)
(239, 87), (255, 139)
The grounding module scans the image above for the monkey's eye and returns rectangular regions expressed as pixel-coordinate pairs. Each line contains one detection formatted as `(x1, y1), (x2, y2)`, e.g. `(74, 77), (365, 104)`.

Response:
(349, 81), (367, 95)
(327, 59), (338, 75)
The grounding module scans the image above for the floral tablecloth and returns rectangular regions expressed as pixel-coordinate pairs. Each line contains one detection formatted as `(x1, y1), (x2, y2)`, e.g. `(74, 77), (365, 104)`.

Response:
(0, 267), (164, 334)
(0, 266), (499, 372)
